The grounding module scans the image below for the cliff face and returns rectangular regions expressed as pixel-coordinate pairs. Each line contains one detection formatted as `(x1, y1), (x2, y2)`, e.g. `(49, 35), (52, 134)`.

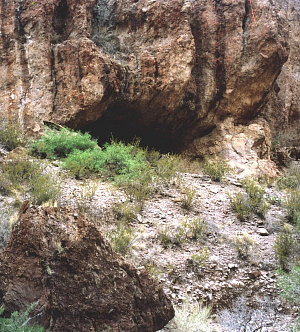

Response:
(262, 0), (300, 148)
(0, 0), (293, 168)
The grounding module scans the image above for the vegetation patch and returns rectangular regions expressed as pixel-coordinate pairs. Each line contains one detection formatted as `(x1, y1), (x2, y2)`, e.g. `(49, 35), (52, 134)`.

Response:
(0, 155), (60, 205)
(166, 300), (213, 332)
(229, 179), (270, 221)
(0, 118), (27, 151)
(201, 158), (230, 182)
(0, 304), (44, 332)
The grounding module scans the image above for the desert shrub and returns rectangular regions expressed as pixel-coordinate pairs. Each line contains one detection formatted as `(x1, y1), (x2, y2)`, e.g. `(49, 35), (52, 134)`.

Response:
(202, 158), (230, 182)
(233, 233), (256, 260)
(181, 186), (197, 210)
(112, 201), (139, 223)
(1, 156), (60, 205)
(0, 304), (44, 332)
(241, 179), (269, 218)
(30, 172), (60, 205)
(277, 176), (299, 190)
(0, 207), (17, 249)
(100, 140), (147, 180)
(0, 118), (26, 151)
(230, 179), (270, 221)
(276, 266), (300, 306)
(284, 189), (300, 224)
(63, 148), (104, 178)
(229, 192), (251, 221)
(166, 300), (213, 332)
(158, 217), (208, 247)
(153, 154), (183, 185)
(108, 222), (135, 256)
(31, 127), (98, 159)
(274, 224), (295, 271)
(190, 247), (210, 267)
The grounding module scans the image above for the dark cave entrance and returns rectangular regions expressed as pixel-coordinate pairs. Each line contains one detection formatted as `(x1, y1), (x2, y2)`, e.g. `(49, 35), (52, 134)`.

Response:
(80, 108), (181, 153)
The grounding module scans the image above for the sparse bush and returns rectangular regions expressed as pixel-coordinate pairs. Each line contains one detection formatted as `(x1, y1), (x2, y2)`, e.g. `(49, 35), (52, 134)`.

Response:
(233, 233), (256, 260)
(277, 176), (299, 190)
(202, 158), (230, 182)
(166, 300), (213, 332)
(31, 127), (98, 159)
(112, 201), (139, 223)
(274, 224), (295, 271)
(158, 217), (208, 248)
(0, 207), (17, 249)
(0, 304), (44, 332)
(0, 118), (26, 151)
(154, 154), (183, 185)
(284, 189), (300, 224)
(158, 225), (186, 248)
(229, 179), (270, 221)
(1, 156), (60, 205)
(276, 266), (300, 306)
(108, 222), (135, 256)
(181, 186), (197, 210)
(30, 172), (60, 205)
(229, 192), (251, 221)
(241, 179), (270, 218)
(190, 247), (210, 267)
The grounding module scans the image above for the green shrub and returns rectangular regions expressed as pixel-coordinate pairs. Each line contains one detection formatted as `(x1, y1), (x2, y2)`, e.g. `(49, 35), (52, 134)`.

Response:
(31, 127), (98, 159)
(229, 192), (251, 221)
(202, 158), (230, 182)
(191, 247), (210, 267)
(230, 179), (270, 221)
(277, 176), (299, 190)
(63, 148), (104, 178)
(101, 141), (147, 180)
(274, 224), (295, 271)
(241, 179), (269, 218)
(233, 233), (256, 260)
(284, 189), (300, 224)
(276, 266), (300, 306)
(0, 304), (44, 332)
(0, 118), (26, 151)
(181, 186), (197, 210)
(166, 300), (213, 332)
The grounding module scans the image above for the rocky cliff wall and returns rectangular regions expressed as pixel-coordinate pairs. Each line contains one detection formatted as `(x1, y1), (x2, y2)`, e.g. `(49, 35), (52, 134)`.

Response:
(262, 0), (300, 148)
(0, 0), (293, 170)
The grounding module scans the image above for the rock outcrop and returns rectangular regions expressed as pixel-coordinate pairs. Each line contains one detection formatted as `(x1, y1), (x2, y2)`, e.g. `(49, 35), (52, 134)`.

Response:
(0, 205), (174, 331)
(262, 0), (300, 151)
(0, 0), (292, 167)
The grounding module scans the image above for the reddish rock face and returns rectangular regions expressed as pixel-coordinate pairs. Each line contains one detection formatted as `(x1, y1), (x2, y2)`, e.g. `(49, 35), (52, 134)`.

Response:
(0, 206), (174, 331)
(262, 0), (300, 149)
(0, 0), (291, 160)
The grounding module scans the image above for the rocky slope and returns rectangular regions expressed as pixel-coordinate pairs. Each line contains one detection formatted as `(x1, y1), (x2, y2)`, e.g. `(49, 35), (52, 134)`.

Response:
(0, 0), (295, 171)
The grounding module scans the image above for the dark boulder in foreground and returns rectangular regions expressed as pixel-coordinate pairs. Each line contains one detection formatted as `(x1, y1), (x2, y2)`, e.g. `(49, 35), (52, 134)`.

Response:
(0, 205), (174, 331)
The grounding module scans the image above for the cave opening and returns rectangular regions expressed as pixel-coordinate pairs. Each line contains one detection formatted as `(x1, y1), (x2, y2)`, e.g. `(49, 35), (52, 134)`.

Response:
(80, 108), (181, 154)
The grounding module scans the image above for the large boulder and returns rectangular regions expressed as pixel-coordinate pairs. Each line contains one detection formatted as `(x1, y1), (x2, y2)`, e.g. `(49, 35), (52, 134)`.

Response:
(0, 205), (174, 331)
(0, 0), (291, 164)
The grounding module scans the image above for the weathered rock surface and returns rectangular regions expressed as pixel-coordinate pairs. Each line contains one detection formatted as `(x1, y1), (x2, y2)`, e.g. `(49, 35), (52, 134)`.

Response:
(0, 0), (292, 166)
(263, 0), (300, 149)
(0, 205), (174, 331)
